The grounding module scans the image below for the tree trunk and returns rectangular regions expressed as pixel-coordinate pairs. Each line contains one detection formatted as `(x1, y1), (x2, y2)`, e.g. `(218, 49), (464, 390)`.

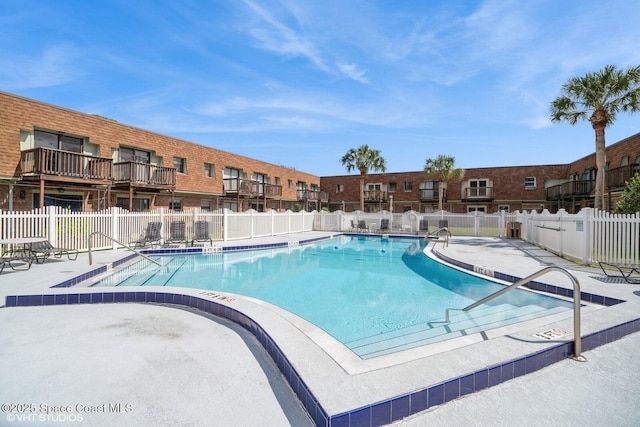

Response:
(359, 175), (365, 211)
(593, 126), (606, 210)
(438, 180), (444, 211)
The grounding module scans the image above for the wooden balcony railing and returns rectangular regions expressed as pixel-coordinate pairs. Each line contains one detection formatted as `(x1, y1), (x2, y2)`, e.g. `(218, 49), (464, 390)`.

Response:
(20, 147), (113, 181)
(297, 190), (329, 203)
(546, 180), (594, 200)
(420, 188), (445, 201)
(113, 161), (176, 187)
(263, 183), (282, 198)
(607, 164), (640, 189)
(224, 178), (259, 196)
(363, 190), (386, 202)
(462, 186), (494, 200)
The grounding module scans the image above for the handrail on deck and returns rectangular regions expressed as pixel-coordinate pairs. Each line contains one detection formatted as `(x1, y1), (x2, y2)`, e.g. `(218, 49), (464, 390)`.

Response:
(444, 266), (586, 361)
(87, 231), (161, 266)
(425, 227), (451, 247)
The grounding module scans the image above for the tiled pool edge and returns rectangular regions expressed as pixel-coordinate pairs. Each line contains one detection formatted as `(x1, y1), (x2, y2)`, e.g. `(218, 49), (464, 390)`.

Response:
(5, 289), (640, 427)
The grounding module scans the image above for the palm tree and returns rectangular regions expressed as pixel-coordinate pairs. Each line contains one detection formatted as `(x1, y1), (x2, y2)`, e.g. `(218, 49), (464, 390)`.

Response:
(550, 64), (640, 210)
(340, 145), (387, 211)
(423, 155), (464, 212)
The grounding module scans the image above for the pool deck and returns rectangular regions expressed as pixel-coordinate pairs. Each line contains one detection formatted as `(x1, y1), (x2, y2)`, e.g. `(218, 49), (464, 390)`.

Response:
(1, 232), (639, 426)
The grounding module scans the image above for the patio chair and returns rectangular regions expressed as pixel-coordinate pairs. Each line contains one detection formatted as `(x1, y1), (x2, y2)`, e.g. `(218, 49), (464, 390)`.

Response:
(132, 222), (162, 248)
(0, 254), (33, 273)
(163, 221), (188, 247)
(191, 221), (213, 246)
(29, 240), (78, 264)
(357, 220), (368, 233)
(378, 218), (390, 233)
(418, 218), (429, 234)
(598, 261), (640, 284)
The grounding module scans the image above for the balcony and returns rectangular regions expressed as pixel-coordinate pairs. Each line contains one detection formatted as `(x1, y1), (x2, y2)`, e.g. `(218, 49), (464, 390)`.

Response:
(363, 190), (386, 202)
(462, 186), (494, 201)
(224, 178), (259, 196)
(607, 164), (640, 190)
(420, 188), (445, 202)
(20, 147), (113, 183)
(297, 189), (329, 203)
(546, 180), (594, 200)
(263, 183), (283, 198)
(113, 161), (176, 188)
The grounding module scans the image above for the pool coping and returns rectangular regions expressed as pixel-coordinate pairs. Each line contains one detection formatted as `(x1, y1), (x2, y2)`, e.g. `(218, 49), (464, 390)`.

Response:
(4, 235), (640, 427)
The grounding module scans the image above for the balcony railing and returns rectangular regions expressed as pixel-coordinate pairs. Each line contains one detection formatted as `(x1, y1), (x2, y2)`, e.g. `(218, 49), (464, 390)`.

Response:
(420, 188), (445, 201)
(546, 180), (594, 200)
(297, 189), (329, 203)
(363, 190), (386, 202)
(20, 147), (113, 181)
(113, 161), (176, 187)
(223, 179), (282, 198)
(263, 183), (282, 198)
(462, 186), (494, 200)
(607, 164), (640, 189)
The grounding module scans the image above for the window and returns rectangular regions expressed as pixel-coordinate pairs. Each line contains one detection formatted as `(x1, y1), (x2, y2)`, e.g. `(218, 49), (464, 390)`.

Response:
(404, 181), (413, 192)
(620, 156), (629, 167)
(275, 177), (281, 185)
(524, 177), (536, 189)
(116, 197), (149, 212)
(169, 199), (182, 211)
(297, 181), (306, 190)
(204, 163), (215, 178)
(468, 206), (486, 213)
(35, 130), (83, 153)
(498, 205), (510, 212)
(467, 179), (489, 197)
(173, 157), (186, 174)
(389, 182), (397, 192)
(419, 181), (439, 199)
(119, 147), (150, 163)
(200, 199), (212, 211)
(288, 180), (293, 189)
(223, 167), (241, 178)
(336, 184), (344, 193)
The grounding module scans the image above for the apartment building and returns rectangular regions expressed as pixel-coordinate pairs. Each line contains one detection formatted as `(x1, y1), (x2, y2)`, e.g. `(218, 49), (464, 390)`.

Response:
(0, 92), (326, 212)
(321, 132), (640, 214)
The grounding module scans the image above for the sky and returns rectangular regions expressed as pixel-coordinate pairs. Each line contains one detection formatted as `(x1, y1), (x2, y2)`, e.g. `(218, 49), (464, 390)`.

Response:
(1, 0), (639, 177)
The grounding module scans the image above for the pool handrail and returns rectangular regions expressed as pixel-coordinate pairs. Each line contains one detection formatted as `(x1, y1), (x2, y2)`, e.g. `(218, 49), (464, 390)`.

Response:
(425, 227), (451, 247)
(445, 265), (586, 362)
(87, 231), (161, 266)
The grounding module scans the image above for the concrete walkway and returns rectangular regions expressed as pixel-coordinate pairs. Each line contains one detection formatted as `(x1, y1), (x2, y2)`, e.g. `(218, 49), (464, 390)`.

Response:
(1, 234), (639, 426)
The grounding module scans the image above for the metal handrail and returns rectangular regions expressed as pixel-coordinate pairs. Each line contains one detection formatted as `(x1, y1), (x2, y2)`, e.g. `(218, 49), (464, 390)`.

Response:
(445, 266), (586, 361)
(87, 231), (161, 266)
(425, 227), (451, 247)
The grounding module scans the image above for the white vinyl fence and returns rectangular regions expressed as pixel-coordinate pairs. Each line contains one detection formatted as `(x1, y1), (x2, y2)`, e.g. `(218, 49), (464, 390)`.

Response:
(1, 207), (637, 265)
(0, 207), (316, 253)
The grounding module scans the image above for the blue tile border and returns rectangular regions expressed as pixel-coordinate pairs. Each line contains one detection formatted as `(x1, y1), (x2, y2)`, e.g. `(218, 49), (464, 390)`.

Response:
(5, 288), (640, 427)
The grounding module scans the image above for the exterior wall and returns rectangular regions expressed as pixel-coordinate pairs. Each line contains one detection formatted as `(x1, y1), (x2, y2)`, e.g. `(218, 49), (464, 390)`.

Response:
(0, 92), (320, 211)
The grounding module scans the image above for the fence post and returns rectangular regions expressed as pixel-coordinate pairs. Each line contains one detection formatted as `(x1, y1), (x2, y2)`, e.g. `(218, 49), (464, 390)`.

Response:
(581, 208), (594, 264)
(271, 209), (275, 236)
(111, 207), (119, 250)
(223, 209), (228, 241)
(47, 206), (58, 246)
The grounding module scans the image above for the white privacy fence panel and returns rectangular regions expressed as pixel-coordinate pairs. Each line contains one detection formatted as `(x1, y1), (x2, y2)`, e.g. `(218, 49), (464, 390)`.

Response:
(0, 208), (321, 251)
(592, 210), (640, 264)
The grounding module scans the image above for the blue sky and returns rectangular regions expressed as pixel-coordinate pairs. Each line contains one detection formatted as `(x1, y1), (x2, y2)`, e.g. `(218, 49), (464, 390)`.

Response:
(2, 0), (639, 177)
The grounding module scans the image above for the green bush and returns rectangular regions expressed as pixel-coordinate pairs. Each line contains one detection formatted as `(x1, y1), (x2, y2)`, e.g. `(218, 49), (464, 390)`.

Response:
(615, 173), (640, 214)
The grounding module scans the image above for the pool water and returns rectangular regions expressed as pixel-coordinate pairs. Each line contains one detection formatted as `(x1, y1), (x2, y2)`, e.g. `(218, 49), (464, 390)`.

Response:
(92, 235), (573, 358)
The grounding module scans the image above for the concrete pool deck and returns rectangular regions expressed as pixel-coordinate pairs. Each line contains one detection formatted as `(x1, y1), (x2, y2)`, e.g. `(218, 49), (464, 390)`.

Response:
(1, 232), (639, 426)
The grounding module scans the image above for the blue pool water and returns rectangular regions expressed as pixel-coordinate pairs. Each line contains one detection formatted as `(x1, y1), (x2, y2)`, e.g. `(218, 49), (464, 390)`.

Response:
(92, 235), (573, 358)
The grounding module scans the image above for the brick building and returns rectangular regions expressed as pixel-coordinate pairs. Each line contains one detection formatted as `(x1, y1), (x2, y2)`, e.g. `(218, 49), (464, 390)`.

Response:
(0, 92), (326, 212)
(1, 91), (638, 214)
(321, 132), (640, 214)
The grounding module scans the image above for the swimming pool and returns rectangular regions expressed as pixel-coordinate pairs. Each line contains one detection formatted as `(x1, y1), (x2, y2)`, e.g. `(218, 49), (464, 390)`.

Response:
(92, 235), (574, 358)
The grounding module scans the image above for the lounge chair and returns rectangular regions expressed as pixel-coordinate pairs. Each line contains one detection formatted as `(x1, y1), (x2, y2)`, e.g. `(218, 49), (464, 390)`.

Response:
(191, 221), (212, 246)
(418, 218), (429, 234)
(132, 222), (162, 248)
(29, 240), (78, 264)
(357, 220), (368, 233)
(163, 221), (188, 247)
(598, 261), (640, 284)
(0, 254), (33, 273)
(378, 218), (390, 233)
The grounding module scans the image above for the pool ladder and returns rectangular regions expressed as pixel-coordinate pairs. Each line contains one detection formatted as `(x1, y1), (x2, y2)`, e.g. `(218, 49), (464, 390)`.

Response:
(87, 231), (162, 266)
(444, 266), (586, 362)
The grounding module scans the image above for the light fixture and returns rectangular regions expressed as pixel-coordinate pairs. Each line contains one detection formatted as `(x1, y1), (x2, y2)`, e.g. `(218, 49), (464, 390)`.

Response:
(57, 187), (65, 193)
